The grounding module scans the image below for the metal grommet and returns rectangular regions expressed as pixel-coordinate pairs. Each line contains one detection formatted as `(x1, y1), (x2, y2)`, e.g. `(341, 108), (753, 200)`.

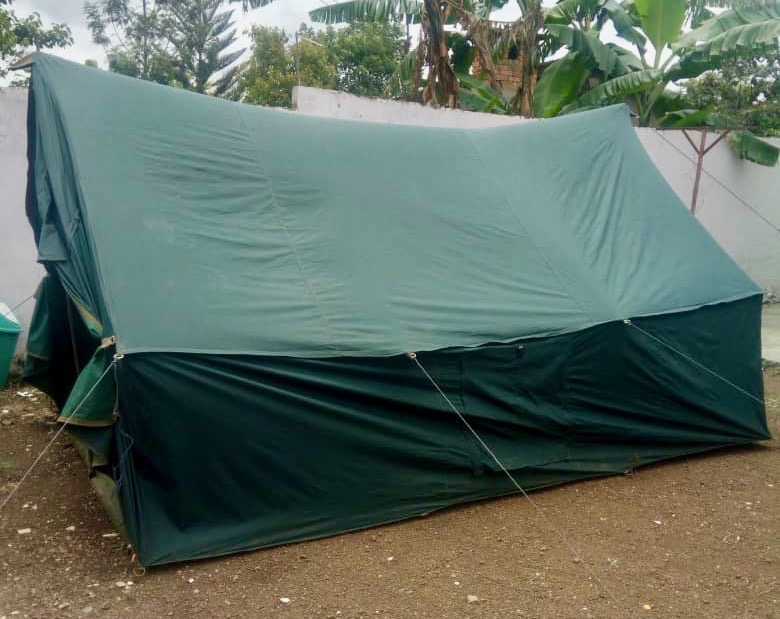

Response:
(406, 352), (417, 360)
(113, 352), (125, 361)
(623, 319), (632, 325)
(129, 552), (146, 576)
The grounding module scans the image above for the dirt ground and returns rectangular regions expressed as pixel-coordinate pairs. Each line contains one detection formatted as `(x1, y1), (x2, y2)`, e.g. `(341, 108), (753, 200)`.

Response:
(1, 370), (778, 619)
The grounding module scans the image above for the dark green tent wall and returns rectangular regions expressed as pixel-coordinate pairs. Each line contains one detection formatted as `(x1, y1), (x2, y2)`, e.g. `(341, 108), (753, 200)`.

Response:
(23, 54), (769, 566)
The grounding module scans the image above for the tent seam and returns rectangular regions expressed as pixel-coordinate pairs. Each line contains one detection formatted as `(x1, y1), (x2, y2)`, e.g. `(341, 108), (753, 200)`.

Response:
(459, 129), (597, 324)
(234, 105), (337, 349)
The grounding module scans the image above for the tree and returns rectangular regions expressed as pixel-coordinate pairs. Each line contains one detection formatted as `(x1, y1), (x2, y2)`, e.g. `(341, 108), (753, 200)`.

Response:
(238, 25), (337, 107)
(238, 22), (405, 107)
(85, 0), (181, 85)
(299, 0), (456, 106)
(299, 0), (605, 114)
(685, 43), (779, 164)
(161, 0), (244, 95)
(685, 44), (779, 137)
(242, 0), (484, 107)
(85, 0), (243, 95)
(322, 21), (406, 97)
(0, 0), (72, 81)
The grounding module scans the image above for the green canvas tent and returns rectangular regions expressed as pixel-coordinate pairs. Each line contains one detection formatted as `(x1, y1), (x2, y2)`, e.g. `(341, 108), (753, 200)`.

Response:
(22, 54), (769, 566)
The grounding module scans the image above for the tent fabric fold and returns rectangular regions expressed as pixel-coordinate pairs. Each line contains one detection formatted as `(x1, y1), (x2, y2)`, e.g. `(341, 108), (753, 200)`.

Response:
(22, 53), (769, 566)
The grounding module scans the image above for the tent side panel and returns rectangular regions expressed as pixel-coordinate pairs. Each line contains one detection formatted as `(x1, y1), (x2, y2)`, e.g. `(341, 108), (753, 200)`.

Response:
(26, 69), (111, 338)
(115, 296), (767, 565)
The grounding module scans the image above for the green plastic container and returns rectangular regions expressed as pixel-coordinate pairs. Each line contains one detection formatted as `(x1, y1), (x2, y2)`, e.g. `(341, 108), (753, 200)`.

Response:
(0, 302), (22, 389)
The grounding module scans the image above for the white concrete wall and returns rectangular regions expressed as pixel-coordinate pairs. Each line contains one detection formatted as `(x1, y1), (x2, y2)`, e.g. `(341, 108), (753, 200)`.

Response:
(293, 87), (780, 296)
(0, 87), (43, 353)
(293, 87), (527, 128)
(634, 130), (780, 298)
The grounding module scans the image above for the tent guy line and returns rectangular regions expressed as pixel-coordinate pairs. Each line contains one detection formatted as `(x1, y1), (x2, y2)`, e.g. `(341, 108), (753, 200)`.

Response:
(407, 352), (632, 617)
(627, 320), (764, 405)
(0, 358), (117, 514)
(0, 293), (35, 323)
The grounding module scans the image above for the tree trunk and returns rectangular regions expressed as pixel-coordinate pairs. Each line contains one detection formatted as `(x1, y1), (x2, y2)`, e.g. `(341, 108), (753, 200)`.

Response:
(142, 0), (149, 81)
(421, 0), (458, 108)
(509, 2), (544, 117)
(467, 18), (503, 95)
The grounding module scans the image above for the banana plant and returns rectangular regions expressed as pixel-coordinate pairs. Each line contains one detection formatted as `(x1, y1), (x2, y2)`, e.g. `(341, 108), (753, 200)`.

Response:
(543, 0), (689, 121)
(559, 3), (779, 123)
(533, 0), (648, 117)
(307, 0), (423, 23)
(457, 72), (509, 112)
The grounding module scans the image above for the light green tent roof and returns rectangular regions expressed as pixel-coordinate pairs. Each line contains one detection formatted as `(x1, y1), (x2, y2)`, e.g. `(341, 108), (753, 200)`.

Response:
(28, 54), (760, 358)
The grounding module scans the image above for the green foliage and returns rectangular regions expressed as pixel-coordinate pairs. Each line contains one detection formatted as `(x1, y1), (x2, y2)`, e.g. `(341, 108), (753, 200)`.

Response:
(238, 22), (405, 108)
(84, 0), (172, 83)
(309, 0), (421, 25)
(657, 106), (714, 128)
(448, 32), (475, 75)
(457, 72), (508, 112)
(552, 2), (780, 128)
(560, 68), (662, 113)
(386, 44), (419, 94)
(532, 0), (649, 118)
(107, 47), (178, 85)
(729, 129), (779, 165)
(239, 27), (296, 108)
(543, 1), (780, 164)
(685, 45), (780, 136)
(675, 5), (780, 57)
(85, 0), (243, 95)
(160, 0), (244, 95)
(0, 0), (72, 79)
(533, 53), (589, 117)
(239, 26), (337, 108)
(546, 24), (624, 74)
(320, 21), (406, 96)
(634, 0), (687, 63)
